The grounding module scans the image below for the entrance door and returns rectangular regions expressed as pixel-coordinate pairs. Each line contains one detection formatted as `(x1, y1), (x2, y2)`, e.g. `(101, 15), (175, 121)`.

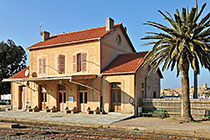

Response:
(58, 92), (66, 111)
(19, 86), (26, 110)
(111, 83), (121, 112)
(57, 84), (66, 111)
(79, 91), (88, 112)
(111, 90), (121, 112)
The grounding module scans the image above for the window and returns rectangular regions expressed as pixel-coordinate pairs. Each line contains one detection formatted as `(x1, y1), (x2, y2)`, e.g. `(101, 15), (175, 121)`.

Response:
(78, 85), (87, 90)
(111, 83), (121, 103)
(39, 58), (46, 74)
(141, 83), (144, 88)
(79, 92), (87, 104)
(73, 53), (87, 72)
(58, 55), (65, 74)
(116, 35), (121, 45)
(111, 83), (121, 89)
(153, 91), (157, 98)
(77, 53), (81, 72)
(58, 84), (66, 91)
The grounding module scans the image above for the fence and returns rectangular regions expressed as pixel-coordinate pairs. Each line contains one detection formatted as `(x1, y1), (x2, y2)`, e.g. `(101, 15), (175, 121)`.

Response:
(141, 98), (210, 118)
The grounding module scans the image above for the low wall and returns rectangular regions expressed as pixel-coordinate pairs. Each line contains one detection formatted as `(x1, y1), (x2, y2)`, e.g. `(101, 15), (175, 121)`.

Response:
(141, 98), (210, 118)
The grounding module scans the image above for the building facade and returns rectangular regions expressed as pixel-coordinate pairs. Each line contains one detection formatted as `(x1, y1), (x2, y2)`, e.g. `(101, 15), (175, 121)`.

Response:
(4, 17), (163, 115)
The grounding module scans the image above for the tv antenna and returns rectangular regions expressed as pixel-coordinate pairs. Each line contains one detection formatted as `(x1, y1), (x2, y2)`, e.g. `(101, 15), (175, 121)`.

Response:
(39, 23), (43, 35)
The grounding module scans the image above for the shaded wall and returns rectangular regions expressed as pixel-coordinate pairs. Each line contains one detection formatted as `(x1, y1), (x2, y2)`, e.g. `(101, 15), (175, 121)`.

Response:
(142, 98), (210, 118)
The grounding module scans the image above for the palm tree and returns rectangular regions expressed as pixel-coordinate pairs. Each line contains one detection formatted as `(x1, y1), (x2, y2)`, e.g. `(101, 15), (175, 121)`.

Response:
(141, 1), (210, 121)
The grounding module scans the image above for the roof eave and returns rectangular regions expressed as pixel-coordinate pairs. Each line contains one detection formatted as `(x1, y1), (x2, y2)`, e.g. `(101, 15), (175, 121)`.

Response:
(27, 37), (100, 50)
(102, 71), (135, 76)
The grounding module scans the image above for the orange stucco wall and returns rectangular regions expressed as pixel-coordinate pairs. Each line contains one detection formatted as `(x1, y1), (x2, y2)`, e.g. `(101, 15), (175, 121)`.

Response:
(29, 40), (101, 77)
(102, 74), (135, 114)
(101, 26), (134, 71)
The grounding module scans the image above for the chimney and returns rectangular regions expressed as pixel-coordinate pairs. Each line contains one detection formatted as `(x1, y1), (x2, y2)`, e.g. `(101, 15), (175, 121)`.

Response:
(41, 31), (50, 41)
(124, 27), (127, 32)
(106, 17), (114, 31)
(204, 83), (207, 90)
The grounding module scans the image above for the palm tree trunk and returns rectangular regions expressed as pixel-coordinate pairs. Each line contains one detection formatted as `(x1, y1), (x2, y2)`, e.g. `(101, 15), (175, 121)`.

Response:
(193, 70), (198, 98)
(181, 63), (194, 121)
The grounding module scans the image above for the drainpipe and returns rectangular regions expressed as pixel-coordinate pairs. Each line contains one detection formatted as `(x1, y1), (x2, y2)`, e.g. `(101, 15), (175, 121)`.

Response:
(145, 77), (147, 98)
(134, 74), (137, 116)
(100, 76), (103, 113)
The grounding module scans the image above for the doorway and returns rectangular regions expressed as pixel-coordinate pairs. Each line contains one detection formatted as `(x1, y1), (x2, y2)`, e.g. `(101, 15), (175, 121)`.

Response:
(18, 86), (26, 110)
(78, 85), (88, 112)
(57, 84), (66, 111)
(111, 83), (121, 112)
(39, 85), (47, 110)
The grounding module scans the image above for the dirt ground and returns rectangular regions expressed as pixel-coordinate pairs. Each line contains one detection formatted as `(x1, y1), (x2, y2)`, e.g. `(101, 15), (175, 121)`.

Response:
(112, 117), (210, 139)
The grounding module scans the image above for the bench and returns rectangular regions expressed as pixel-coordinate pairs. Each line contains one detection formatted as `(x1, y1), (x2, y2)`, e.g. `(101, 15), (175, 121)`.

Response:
(50, 106), (57, 112)
(203, 110), (210, 121)
(152, 110), (166, 118)
(65, 106), (76, 114)
(45, 106), (50, 112)
(141, 111), (154, 117)
(87, 107), (100, 114)
(45, 106), (57, 113)
(32, 106), (39, 112)
(141, 109), (166, 118)
(28, 106), (33, 112)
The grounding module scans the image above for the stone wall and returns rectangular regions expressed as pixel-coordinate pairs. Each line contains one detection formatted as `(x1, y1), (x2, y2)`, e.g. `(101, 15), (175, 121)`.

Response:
(141, 98), (210, 118)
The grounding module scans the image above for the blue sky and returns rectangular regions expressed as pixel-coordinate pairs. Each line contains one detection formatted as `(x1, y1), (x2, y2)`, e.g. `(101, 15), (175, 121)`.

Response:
(0, 0), (210, 89)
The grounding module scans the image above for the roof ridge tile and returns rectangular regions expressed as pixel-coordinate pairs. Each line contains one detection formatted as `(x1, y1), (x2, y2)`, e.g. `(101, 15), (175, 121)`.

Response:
(51, 23), (121, 37)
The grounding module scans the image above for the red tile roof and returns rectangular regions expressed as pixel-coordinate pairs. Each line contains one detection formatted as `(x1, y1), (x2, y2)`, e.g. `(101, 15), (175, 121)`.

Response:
(102, 52), (148, 74)
(27, 24), (121, 50)
(10, 66), (29, 79)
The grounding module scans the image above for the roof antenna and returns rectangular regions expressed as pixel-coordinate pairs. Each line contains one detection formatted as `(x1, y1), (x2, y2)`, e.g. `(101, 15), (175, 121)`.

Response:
(39, 23), (43, 35)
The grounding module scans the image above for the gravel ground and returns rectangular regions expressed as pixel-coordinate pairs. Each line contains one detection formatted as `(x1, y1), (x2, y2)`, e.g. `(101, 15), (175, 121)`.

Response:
(0, 121), (206, 140)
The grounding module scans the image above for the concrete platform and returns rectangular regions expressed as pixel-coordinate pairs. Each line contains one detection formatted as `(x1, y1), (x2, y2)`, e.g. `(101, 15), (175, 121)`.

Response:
(0, 111), (133, 125)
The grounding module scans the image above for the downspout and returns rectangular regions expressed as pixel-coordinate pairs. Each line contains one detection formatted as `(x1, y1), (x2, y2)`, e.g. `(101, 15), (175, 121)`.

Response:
(134, 74), (137, 116)
(11, 83), (13, 110)
(99, 38), (104, 113)
(100, 76), (105, 113)
(145, 76), (147, 98)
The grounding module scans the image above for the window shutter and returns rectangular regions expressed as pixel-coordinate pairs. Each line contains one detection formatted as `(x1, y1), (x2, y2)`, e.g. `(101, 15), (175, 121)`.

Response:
(59, 55), (65, 74)
(73, 55), (77, 72)
(43, 58), (46, 73)
(81, 53), (87, 72)
(39, 59), (42, 74)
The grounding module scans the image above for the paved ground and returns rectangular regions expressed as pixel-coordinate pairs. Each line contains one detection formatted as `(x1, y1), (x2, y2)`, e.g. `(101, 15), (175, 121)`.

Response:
(0, 110), (133, 125)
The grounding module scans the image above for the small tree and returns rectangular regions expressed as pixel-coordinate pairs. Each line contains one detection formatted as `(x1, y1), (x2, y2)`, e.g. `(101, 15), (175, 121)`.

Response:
(0, 40), (27, 95)
(141, 1), (210, 121)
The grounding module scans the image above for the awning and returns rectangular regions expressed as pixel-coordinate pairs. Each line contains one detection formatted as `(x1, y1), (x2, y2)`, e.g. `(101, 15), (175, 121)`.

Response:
(3, 74), (100, 93)
(3, 74), (97, 82)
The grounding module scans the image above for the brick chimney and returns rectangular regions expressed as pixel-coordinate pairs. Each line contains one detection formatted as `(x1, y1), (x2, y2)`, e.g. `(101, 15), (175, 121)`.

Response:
(106, 17), (114, 31)
(41, 31), (50, 41)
